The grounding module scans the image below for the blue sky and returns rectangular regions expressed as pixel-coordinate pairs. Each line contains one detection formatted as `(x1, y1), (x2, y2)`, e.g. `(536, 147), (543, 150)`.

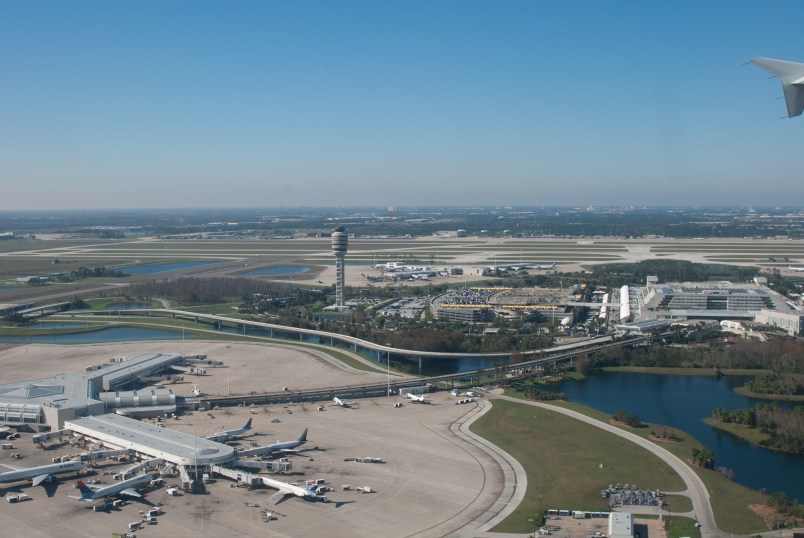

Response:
(1, 1), (802, 210)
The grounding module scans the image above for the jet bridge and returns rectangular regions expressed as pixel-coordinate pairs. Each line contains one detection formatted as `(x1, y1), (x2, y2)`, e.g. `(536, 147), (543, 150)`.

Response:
(121, 457), (164, 480)
(80, 449), (131, 462)
(210, 465), (259, 486)
(32, 428), (73, 446)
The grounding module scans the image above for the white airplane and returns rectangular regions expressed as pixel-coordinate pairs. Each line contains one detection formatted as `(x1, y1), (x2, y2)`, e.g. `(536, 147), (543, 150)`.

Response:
(0, 459), (84, 487)
(263, 428), (308, 455)
(405, 393), (430, 404)
(205, 418), (253, 443)
(331, 397), (356, 408)
(788, 266), (804, 272)
(190, 384), (203, 397)
(751, 57), (804, 118)
(262, 476), (325, 504)
(69, 474), (152, 501)
(533, 263), (557, 270)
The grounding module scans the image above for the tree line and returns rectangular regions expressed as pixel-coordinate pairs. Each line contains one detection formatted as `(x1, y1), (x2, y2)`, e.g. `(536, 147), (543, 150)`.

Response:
(130, 277), (298, 305)
(711, 404), (803, 455)
(744, 373), (801, 396)
(589, 338), (804, 373)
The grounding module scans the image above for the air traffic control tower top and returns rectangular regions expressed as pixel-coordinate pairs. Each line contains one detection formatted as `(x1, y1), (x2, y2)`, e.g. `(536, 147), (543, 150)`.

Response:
(331, 226), (348, 307)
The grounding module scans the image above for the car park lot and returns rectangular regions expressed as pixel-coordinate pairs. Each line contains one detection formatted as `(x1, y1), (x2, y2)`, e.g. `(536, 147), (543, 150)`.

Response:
(0, 342), (500, 538)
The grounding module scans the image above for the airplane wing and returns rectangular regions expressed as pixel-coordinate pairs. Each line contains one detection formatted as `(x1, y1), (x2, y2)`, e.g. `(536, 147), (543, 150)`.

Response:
(751, 57), (804, 118)
(0, 463), (24, 471)
(119, 488), (142, 498)
(268, 489), (288, 504)
(31, 473), (53, 487)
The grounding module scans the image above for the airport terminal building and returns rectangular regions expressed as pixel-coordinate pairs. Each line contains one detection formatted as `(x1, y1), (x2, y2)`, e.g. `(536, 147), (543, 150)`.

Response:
(638, 280), (802, 334)
(64, 413), (236, 467)
(0, 353), (191, 430)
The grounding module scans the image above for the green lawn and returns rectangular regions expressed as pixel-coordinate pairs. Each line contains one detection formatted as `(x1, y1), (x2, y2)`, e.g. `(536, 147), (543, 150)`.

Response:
(470, 399), (685, 534)
(702, 419), (771, 448)
(521, 398), (770, 534)
(664, 515), (702, 538)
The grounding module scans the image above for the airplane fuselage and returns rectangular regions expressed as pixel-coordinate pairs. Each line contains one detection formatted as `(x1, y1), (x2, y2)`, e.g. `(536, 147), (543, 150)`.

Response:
(0, 460), (83, 485)
(72, 474), (151, 501)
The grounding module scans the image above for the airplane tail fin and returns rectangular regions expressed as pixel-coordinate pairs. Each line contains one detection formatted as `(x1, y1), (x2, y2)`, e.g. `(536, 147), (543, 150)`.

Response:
(244, 418), (253, 430)
(297, 428), (308, 444)
(75, 480), (94, 498)
(751, 57), (804, 118)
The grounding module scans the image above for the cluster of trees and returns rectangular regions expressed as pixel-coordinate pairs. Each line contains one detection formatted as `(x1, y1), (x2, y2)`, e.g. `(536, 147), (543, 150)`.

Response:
(712, 407), (757, 426)
(756, 405), (804, 455)
(711, 404), (803, 455)
(54, 266), (122, 282)
(593, 260), (756, 288)
(130, 277), (293, 306)
(690, 447), (715, 468)
(767, 491), (803, 518)
(612, 409), (643, 427)
(745, 373), (801, 396)
(649, 425), (678, 441)
(509, 381), (565, 401)
(590, 338), (804, 374)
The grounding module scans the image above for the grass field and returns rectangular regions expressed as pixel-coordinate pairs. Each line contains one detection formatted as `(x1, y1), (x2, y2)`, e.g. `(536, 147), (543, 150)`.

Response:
(663, 495), (693, 513)
(469, 399), (685, 534)
(532, 399), (769, 533)
(664, 515), (702, 538)
(702, 419), (771, 447)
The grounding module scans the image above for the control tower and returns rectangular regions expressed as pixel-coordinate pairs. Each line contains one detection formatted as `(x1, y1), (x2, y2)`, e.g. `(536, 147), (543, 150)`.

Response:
(331, 226), (348, 307)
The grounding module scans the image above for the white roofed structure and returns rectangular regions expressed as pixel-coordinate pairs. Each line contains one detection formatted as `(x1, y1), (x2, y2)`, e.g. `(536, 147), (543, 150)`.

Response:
(65, 413), (236, 467)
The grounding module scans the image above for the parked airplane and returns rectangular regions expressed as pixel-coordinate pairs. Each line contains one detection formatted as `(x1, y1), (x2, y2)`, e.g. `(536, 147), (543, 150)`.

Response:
(405, 393), (430, 404)
(331, 397), (356, 408)
(0, 460), (83, 487)
(263, 428), (309, 455)
(205, 418), (253, 443)
(189, 384), (203, 397)
(69, 474), (152, 501)
(263, 477), (324, 504)
(751, 57), (804, 118)
(788, 266), (804, 272)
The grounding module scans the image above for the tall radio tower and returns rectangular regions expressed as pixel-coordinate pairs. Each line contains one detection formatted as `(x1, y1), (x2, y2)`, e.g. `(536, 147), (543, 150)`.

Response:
(331, 226), (348, 308)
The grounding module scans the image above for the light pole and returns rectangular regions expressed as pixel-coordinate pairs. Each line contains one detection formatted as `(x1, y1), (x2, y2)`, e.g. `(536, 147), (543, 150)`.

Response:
(386, 343), (391, 397)
(528, 517), (537, 538)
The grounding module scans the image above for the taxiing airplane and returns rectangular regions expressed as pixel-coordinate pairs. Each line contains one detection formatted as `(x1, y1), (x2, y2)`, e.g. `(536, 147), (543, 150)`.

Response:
(405, 393), (430, 404)
(69, 474), (152, 501)
(788, 266), (804, 272)
(205, 418), (253, 443)
(751, 57), (804, 118)
(0, 460), (84, 487)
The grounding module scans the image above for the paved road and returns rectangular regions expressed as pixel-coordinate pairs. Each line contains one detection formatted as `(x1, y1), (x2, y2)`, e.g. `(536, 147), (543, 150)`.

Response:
(446, 398), (529, 537)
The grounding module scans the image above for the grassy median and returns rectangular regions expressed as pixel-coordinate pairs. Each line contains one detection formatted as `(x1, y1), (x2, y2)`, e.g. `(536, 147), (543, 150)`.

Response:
(491, 394), (769, 534)
(470, 398), (685, 534)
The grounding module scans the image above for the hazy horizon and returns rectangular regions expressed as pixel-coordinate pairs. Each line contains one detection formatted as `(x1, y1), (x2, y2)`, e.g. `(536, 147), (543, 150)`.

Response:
(2, 1), (803, 210)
